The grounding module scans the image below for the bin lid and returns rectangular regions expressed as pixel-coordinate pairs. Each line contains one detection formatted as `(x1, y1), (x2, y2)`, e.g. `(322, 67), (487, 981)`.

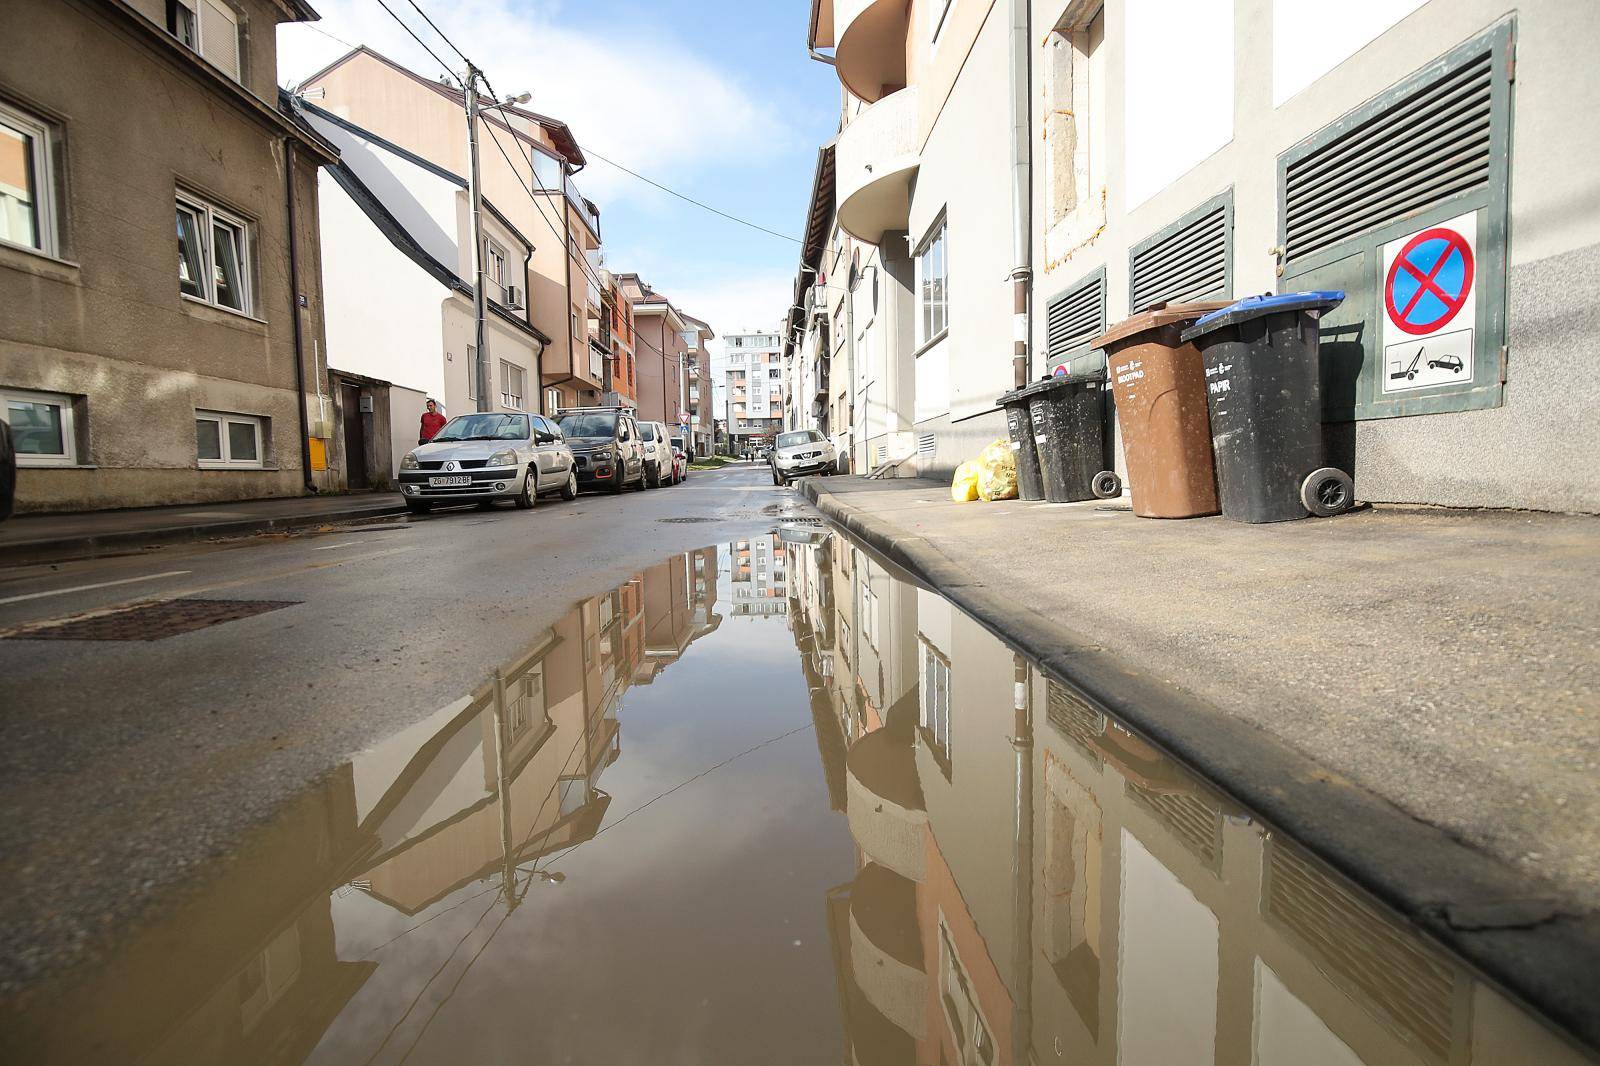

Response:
(1180, 290), (1346, 342)
(1091, 300), (1234, 350)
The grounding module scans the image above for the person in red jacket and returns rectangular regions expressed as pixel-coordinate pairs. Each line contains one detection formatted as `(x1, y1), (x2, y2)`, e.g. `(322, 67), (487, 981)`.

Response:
(418, 399), (447, 445)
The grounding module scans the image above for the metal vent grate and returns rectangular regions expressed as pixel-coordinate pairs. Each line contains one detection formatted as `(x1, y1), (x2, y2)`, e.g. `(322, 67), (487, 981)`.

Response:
(1046, 271), (1106, 363)
(4, 598), (299, 642)
(1265, 841), (1456, 1060)
(1127, 781), (1223, 870)
(1129, 197), (1230, 313)
(917, 433), (937, 459)
(1285, 52), (1492, 266)
(1045, 681), (1105, 765)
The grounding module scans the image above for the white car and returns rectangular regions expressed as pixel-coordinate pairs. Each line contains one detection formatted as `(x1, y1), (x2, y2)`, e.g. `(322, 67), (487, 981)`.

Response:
(398, 412), (576, 514)
(770, 429), (836, 485)
(639, 421), (673, 488)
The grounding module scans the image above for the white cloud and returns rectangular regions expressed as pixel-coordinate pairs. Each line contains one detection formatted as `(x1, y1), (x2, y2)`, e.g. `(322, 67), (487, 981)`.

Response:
(667, 269), (796, 415)
(278, 0), (789, 207)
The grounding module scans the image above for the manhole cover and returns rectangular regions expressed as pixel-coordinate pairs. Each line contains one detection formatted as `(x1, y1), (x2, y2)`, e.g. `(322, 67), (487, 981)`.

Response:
(4, 598), (300, 642)
(657, 517), (719, 524)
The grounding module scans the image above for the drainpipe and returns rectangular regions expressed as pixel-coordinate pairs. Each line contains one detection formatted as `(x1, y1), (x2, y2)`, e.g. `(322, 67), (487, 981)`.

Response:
(284, 137), (317, 493)
(523, 245), (543, 413)
(1007, 0), (1034, 388)
(562, 167), (577, 406)
(1011, 652), (1035, 1062)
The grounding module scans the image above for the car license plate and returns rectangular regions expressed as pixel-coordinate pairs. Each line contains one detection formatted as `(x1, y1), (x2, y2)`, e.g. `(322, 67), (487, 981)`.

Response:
(428, 475), (472, 487)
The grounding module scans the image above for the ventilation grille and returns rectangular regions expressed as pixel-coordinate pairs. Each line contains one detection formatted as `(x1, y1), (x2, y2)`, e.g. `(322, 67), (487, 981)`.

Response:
(1046, 681), (1105, 765)
(1265, 842), (1456, 1060)
(1127, 782), (1223, 870)
(1046, 274), (1106, 362)
(917, 434), (937, 459)
(1130, 202), (1229, 312)
(1286, 51), (1492, 264)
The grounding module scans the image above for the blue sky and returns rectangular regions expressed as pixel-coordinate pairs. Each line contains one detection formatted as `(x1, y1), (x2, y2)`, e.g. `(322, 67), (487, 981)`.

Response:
(279, 0), (841, 359)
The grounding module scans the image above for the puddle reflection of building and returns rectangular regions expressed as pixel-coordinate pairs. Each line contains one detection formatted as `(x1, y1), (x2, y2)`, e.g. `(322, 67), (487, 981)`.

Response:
(786, 533), (1592, 1066)
(728, 534), (789, 618)
(19, 551), (723, 1065)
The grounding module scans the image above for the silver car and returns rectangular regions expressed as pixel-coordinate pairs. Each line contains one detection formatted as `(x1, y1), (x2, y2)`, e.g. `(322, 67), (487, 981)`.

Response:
(770, 429), (835, 485)
(398, 411), (576, 514)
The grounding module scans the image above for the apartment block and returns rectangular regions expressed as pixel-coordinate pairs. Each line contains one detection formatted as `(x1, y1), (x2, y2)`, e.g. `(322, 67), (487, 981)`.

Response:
(724, 329), (786, 452)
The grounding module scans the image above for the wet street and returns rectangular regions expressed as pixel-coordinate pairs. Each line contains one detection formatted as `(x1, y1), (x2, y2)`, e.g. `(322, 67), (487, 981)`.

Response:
(0, 466), (1594, 1064)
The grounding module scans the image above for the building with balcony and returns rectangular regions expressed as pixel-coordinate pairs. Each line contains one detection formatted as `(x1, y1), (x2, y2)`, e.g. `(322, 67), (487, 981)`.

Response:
(683, 314), (716, 457)
(723, 329), (786, 452)
(598, 269), (638, 410)
(794, 0), (1600, 508)
(0, 0), (340, 512)
(300, 46), (608, 418)
(617, 274), (707, 436)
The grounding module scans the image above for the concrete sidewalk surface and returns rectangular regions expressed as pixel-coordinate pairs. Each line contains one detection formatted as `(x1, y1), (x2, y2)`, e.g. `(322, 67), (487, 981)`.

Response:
(804, 476), (1598, 908)
(0, 493), (407, 564)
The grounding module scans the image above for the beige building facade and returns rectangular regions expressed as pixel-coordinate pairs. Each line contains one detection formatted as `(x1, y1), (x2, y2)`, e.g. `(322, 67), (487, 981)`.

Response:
(1, 0), (338, 512)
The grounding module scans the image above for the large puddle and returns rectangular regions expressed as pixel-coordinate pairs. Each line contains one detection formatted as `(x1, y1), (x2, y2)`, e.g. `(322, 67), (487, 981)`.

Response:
(5, 531), (1594, 1064)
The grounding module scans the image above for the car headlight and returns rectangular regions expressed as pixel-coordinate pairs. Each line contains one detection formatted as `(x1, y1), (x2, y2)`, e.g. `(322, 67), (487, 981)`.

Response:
(592, 445), (615, 460)
(400, 452), (419, 470)
(486, 449), (519, 467)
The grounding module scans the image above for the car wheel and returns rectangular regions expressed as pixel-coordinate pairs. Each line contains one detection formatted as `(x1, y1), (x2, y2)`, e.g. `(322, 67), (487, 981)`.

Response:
(646, 461), (661, 489)
(772, 469), (784, 486)
(514, 467), (537, 509)
(404, 500), (432, 515)
(560, 469), (578, 501)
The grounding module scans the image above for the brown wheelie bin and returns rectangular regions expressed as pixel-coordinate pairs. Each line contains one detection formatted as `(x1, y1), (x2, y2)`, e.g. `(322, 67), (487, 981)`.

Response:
(1092, 301), (1231, 518)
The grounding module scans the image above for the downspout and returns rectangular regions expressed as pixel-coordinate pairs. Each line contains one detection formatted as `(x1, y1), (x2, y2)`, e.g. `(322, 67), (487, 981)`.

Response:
(1011, 652), (1035, 1063)
(1007, 0), (1034, 388)
(522, 245), (543, 413)
(284, 137), (317, 493)
(562, 167), (577, 403)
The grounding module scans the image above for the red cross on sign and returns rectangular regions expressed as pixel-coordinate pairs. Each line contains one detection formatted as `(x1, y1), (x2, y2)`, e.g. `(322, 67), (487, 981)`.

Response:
(1384, 226), (1475, 336)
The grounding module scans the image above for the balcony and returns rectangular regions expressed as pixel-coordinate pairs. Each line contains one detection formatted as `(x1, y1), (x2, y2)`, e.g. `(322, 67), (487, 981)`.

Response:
(835, 86), (919, 244)
(844, 726), (925, 881)
(834, 0), (909, 104)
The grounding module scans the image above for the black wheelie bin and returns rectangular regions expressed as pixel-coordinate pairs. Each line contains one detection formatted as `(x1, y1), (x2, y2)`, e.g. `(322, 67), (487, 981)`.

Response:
(1020, 371), (1121, 504)
(1180, 291), (1355, 523)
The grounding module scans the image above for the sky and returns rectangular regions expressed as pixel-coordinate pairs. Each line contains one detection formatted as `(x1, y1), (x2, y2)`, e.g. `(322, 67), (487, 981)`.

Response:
(277, 0), (840, 408)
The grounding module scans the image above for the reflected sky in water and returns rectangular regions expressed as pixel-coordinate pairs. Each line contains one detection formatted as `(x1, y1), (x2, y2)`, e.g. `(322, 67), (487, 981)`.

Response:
(5, 533), (1594, 1065)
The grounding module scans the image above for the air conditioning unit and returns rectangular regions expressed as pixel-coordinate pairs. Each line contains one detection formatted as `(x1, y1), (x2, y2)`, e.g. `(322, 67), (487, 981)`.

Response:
(504, 284), (524, 310)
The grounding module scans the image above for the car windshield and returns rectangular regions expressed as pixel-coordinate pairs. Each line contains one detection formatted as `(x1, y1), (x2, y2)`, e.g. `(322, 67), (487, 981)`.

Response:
(555, 412), (618, 438)
(430, 413), (529, 442)
(671, 437), (685, 450)
(640, 424), (657, 442)
(777, 430), (821, 448)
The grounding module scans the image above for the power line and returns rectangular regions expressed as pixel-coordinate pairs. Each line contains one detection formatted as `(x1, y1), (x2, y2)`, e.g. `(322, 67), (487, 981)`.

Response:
(401, 0), (470, 65)
(582, 147), (801, 244)
(369, 0), (460, 86)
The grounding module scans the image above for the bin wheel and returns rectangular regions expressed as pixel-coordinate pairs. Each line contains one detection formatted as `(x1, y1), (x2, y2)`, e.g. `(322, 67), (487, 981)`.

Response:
(1091, 470), (1122, 500)
(1302, 467), (1354, 517)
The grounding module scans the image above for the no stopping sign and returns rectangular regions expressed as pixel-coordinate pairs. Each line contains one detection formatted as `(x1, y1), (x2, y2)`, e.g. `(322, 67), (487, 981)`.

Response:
(1380, 212), (1478, 394)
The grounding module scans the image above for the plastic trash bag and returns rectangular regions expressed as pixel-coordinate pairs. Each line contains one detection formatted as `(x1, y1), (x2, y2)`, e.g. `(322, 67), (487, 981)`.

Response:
(977, 438), (1018, 501)
(950, 460), (981, 502)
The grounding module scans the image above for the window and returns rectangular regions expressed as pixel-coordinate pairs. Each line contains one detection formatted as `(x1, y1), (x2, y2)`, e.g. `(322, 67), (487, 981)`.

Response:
(916, 214), (949, 346)
(167, 0), (242, 82)
(3, 388), (77, 466)
(920, 637), (952, 776)
(500, 360), (526, 409)
(466, 345), (480, 400)
(177, 193), (251, 314)
(1044, 6), (1106, 238)
(196, 410), (264, 468)
(485, 238), (508, 300)
(0, 102), (58, 257)
(544, 387), (561, 415)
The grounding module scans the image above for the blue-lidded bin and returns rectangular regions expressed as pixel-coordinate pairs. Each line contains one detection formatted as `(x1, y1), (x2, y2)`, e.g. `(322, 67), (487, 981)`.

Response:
(1180, 292), (1355, 523)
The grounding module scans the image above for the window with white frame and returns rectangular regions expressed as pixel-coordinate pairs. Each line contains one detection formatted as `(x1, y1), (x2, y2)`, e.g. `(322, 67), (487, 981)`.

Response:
(466, 344), (480, 400)
(544, 387), (561, 415)
(0, 102), (59, 257)
(196, 410), (264, 468)
(3, 388), (78, 466)
(501, 360), (526, 409)
(920, 636), (952, 775)
(916, 214), (949, 347)
(176, 192), (251, 314)
(167, 0), (242, 82)
(484, 237), (508, 300)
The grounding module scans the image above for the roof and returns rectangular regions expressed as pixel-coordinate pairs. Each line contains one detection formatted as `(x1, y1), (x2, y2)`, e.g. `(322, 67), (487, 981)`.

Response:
(784, 143), (837, 357)
(298, 46), (586, 167)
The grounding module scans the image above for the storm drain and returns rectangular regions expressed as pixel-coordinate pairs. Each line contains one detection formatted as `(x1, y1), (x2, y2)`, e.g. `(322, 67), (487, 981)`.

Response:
(4, 598), (300, 642)
(657, 517), (719, 524)
(780, 517), (826, 526)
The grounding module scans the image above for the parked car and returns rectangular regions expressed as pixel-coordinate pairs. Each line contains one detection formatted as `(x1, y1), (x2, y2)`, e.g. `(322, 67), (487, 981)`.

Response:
(638, 420), (672, 488)
(1427, 354), (1465, 373)
(0, 421), (15, 522)
(770, 429), (836, 485)
(398, 412), (574, 514)
(555, 407), (647, 494)
(668, 433), (689, 484)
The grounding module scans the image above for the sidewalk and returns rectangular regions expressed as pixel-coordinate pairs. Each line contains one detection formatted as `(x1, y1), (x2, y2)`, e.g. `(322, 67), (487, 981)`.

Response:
(804, 475), (1600, 1041)
(0, 493), (407, 565)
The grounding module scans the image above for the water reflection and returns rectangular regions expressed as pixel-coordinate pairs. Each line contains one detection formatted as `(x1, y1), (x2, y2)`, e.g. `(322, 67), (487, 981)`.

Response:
(5, 533), (1593, 1064)
(782, 529), (1595, 1066)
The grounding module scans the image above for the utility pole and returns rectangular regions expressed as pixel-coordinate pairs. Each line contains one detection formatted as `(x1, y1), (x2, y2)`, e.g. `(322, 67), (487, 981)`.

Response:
(464, 64), (492, 411)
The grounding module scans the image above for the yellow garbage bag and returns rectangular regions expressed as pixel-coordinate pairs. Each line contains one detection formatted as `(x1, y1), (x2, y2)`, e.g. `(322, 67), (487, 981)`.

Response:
(977, 438), (1019, 501)
(950, 460), (981, 502)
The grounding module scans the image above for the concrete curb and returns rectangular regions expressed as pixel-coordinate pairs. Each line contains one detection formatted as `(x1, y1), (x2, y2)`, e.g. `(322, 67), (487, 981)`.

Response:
(0, 501), (409, 567)
(802, 478), (1600, 1055)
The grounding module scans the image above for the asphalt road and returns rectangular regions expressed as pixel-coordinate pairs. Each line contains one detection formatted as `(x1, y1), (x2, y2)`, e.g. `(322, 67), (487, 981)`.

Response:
(0, 462), (808, 997)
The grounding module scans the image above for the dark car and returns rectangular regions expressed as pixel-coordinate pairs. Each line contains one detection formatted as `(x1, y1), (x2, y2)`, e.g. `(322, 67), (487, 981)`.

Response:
(555, 407), (648, 494)
(0, 421), (15, 522)
(1427, 354), (1465, 373)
